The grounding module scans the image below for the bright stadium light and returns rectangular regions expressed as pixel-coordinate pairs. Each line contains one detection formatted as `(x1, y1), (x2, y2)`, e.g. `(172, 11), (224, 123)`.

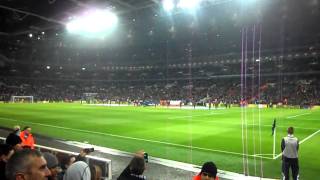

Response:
(162, 0), (175, 12)
(177, 0), (202, 10)
(66, 9), (118, 37)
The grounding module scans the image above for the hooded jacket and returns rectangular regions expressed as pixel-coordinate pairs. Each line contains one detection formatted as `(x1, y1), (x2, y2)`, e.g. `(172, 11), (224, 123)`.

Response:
(63, 161), (91, 180)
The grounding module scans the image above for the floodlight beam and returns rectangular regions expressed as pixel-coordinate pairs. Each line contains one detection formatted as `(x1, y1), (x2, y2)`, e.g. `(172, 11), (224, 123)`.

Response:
(162, 0), (175, 12)
(177, 0), (202, 10)
(66, 9), (118, 37)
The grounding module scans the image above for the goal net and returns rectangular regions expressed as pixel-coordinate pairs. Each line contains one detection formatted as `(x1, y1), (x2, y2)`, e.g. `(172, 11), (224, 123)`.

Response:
(81, 93), (98, 104)
(11, 96), (34, 103)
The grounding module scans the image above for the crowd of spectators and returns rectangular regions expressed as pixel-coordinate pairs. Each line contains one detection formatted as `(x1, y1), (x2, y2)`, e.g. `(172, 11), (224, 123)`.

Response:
(0, 125), (103, 180)
(0, 74), (319, 106)
(0, 52), (319, 106)
(1, 125), (219, 180)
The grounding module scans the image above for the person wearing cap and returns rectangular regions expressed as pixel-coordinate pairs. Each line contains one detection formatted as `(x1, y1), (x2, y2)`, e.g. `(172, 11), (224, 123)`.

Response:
(0, 144), (14, 180)
(43, 152), (62, 180)
(6, 130), (23, 151)
(19, 126), (35, 149)
(281, 127), (299, 180)
(193, 162), (219, 180)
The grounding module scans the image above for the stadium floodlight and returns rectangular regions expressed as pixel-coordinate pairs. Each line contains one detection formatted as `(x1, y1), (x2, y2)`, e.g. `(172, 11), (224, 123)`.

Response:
(162, 0), (175, 12)
(66, 9), (118, 37)
(177, 0), (202, 10)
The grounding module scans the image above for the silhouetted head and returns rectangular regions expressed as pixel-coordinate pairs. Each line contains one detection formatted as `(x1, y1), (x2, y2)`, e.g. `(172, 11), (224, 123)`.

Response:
(288, 127), (294, 135)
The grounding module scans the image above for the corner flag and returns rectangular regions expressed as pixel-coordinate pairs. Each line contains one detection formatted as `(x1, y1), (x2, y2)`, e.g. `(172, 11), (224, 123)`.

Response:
(272, 118), (277, 158)
(272, 119), (276, 136)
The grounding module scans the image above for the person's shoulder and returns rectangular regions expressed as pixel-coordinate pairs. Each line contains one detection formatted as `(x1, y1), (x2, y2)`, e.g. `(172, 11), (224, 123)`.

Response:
(117, 175), (145, 180)
(193, 175), (201, 180)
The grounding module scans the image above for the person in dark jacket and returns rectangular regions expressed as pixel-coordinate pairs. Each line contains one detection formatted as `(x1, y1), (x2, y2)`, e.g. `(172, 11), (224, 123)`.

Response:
(193, 161), (219, 180)
(118, 151), (146, 180)
(6, 130), (23, 152)
(0, 144), (14, 180)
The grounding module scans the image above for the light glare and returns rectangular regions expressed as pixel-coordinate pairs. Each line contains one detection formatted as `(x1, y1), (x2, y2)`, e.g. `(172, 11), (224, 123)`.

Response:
(66, 9), (118, 36)
(163, 0), (175, 12)
(177, 0), (202, 9)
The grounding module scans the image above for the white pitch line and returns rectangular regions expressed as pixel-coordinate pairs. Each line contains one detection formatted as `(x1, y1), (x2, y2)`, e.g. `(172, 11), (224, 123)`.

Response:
(0, 117), (271, 159)
(274, 129), (320, 160)
(253, 154), (274, 156)
(167, 115), (319, 130)
(286, 112), (311, 119)
(299, 129), (320, 144)
(249, 124), (318, 131)
(296, 119), (320, 121)
(168, 113), (224, 119)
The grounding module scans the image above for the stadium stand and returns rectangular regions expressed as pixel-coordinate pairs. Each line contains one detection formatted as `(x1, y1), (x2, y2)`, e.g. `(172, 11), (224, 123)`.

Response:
(0, 54), (319, 106)
(0, 0), (319, 179)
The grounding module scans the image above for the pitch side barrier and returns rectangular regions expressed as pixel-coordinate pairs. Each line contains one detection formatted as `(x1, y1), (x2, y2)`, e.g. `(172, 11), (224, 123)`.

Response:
(0, 137), (112, 180)
(67, 141), (278, 180)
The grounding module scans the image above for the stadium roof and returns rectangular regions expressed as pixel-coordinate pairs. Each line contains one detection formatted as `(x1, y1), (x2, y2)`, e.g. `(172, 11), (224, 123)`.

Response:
(0, 0), (319, 65)
(0, 0), (161, 35)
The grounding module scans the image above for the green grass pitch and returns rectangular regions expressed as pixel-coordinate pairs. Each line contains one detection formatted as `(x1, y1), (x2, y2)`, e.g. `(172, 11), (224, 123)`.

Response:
(0, 103), (319, 179)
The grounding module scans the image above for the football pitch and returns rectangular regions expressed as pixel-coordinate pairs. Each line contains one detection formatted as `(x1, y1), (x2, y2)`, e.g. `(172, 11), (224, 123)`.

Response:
(0, 103), (319, 179)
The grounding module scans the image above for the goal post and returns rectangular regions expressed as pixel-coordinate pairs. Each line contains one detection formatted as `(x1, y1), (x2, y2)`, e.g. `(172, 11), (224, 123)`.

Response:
(81, 93), (98, 104)
(11, 96), (34, 103)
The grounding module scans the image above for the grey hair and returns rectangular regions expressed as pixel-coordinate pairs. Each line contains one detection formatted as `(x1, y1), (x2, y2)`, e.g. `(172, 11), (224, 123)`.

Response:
(5, 149), (43, 180)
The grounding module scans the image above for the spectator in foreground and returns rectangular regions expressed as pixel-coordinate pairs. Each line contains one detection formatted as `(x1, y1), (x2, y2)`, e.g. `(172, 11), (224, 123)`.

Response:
(61, 155), (76, 170)
(19, 126), (35, 149)
(5, 131), (23, 152)
(0, 144), (14, 180)
(13, 125), (21, 136)
(63, 161), (91, 180)
(193, 161), (219, 180)
(58, 155), (76, 180)
(5, 149), (51, 180)
(43, 152), (61, 180)
(281, 127), (299, 180)
(117, 150), (146, 180)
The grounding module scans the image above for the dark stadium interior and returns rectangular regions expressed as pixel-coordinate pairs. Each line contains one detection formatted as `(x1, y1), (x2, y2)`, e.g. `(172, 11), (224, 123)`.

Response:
(1, 1), (320, 180)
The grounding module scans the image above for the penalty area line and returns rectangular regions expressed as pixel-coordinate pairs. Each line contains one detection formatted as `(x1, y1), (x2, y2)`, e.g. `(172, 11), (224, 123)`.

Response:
(168, 113), (224, 119)
(286, 112), (311, 119)
(274, 129), (320, 160)
(0, 116), (270, 159)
